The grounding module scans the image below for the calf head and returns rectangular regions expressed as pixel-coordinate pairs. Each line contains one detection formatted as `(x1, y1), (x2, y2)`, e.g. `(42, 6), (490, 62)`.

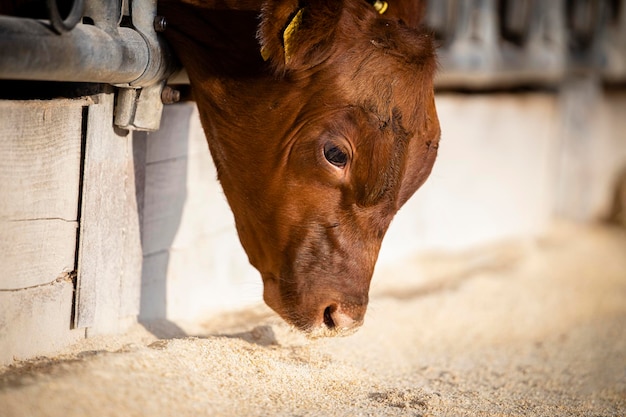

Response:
(173, 0), (440, 336)
(250, 0), (439, 336)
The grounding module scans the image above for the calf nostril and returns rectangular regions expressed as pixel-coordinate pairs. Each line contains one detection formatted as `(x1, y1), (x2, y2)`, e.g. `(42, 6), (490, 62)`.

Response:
(322, 303), (363, 331)
(323, 305), (336, 329)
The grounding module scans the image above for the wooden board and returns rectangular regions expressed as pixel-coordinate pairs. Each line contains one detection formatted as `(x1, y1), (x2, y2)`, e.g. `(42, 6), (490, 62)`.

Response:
(0, 99), (85, 290)
(0, 220), (77, 290)
(74, 91), (142, 332)
(0, 277), (84, 365)
(0, 100), (84, 220)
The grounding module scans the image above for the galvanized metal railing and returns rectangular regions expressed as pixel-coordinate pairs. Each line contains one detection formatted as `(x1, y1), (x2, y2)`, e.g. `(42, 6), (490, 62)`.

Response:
(0, 0), (176, 131)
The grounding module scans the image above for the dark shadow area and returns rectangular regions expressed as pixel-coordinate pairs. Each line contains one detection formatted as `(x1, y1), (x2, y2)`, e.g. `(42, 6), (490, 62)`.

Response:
(605, 164), (626, 227)
(0, 349), (108, 389)
(144, 325), (280, 351)
(216, 325), (279, 347)
(139, 319), (188, 340)
(140, 322), (279, 347)
(0, 80), (106, 100)
(0, 0), (75, 18)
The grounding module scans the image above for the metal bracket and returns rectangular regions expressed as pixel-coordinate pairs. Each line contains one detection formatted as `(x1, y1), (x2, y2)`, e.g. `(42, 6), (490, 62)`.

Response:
(114, 83), (166, 131)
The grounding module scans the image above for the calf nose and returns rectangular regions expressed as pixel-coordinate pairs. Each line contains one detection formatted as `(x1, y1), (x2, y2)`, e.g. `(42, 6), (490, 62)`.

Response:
(322, 303), (365, 332)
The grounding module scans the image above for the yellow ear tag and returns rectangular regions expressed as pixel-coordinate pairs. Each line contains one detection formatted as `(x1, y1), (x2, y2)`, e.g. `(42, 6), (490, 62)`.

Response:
(261, 45), (270, 61)
(373, 0), (388, 14)
(283, 8), (304, 63)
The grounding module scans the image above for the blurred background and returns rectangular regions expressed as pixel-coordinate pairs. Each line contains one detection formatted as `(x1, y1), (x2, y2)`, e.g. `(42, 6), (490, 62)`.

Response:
(386, 0), (626, 250)
(0, 0), (625, 362)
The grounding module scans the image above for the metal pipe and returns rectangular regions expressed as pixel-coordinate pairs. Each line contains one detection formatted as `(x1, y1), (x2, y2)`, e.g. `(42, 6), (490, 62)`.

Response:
(128, 0), (174, 87)
(0, 15), (149, 84)
(84, 0), (122, 33)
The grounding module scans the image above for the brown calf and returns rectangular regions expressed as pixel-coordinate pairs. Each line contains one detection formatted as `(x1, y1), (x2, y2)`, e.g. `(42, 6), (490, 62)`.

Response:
(158, 0), (440, 336)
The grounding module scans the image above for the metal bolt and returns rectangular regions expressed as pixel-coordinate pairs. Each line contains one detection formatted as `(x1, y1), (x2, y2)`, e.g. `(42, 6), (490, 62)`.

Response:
(161, 86), (180, 104)
(154, 15), (167, 32)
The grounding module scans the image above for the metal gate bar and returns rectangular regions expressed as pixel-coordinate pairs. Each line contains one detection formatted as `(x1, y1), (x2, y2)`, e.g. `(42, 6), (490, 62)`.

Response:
(0, 0), (175, 131)
(0, 15), (149, 84)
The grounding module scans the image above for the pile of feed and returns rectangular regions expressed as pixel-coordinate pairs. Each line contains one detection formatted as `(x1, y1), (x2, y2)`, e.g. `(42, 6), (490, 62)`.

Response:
(2, 224), (625, 416)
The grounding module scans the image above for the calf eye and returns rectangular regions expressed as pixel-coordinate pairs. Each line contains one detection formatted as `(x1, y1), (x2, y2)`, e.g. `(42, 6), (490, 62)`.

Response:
(323, 143), (348, 168)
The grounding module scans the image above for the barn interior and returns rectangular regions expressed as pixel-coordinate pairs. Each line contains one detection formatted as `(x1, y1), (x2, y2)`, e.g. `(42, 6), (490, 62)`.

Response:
(1, 1), (625, 416)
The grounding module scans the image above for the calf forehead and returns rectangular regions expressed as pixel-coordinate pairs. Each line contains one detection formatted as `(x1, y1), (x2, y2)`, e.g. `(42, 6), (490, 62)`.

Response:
(337, 59), (431, 132)
(332, 17), (436, 122)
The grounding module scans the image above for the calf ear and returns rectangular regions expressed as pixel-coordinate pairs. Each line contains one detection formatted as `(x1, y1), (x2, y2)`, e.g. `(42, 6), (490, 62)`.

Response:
(258, 0), (343, 74)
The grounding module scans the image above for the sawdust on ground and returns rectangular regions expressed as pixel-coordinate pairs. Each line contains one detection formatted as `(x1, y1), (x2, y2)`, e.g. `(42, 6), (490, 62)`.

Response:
(1, 223), (625, 417)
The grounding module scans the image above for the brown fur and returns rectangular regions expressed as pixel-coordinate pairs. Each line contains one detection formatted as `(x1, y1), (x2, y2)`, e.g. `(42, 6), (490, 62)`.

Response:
(158, 0), (440, 335)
